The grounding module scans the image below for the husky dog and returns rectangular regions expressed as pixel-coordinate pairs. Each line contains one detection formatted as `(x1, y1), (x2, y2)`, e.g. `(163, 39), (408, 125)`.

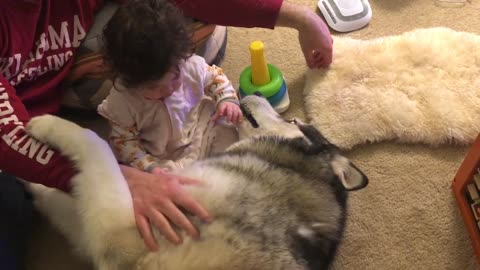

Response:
(26, 94), (368, 270)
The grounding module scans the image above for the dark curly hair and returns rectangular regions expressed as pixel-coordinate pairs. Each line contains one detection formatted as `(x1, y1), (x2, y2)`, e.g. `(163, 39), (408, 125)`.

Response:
(102, 0), (194, 88)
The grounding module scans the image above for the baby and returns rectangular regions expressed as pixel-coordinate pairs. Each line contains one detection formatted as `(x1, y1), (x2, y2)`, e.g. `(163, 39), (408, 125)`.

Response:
(98, 0), (242, 173)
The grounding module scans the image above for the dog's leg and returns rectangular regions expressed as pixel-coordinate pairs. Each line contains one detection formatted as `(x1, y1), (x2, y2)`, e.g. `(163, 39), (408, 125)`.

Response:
(25, 115), (133, 222)
(26, 183), (89, 257)
(25, 115), (143, 266)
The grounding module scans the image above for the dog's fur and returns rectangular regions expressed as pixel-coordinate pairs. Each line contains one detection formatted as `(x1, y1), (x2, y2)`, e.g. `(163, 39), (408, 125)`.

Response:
(26, 95), (368, 270)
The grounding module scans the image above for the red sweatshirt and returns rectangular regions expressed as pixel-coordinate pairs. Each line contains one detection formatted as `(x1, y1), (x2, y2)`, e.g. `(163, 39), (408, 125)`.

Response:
(0, 0), (283, 192)
(174, 0), (283, 29)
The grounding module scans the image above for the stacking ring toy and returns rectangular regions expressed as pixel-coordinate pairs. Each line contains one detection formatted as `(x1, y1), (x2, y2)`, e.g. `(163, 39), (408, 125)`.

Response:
(238, 41), (290, 113)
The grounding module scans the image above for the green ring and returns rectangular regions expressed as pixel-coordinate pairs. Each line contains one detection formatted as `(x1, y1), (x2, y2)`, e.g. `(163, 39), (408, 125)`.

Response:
(239, 64), (284, 98)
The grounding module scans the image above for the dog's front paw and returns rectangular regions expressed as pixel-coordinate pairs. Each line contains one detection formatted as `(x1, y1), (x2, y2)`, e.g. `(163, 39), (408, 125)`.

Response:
(25, 115), (59, 143)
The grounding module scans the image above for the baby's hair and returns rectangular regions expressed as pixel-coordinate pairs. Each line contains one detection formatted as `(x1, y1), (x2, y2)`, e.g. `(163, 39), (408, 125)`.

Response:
(102, 0), (194, 88)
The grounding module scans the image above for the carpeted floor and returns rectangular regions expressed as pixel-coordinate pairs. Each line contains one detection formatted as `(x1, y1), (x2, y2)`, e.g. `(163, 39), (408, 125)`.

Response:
(27, 0), (480, 269)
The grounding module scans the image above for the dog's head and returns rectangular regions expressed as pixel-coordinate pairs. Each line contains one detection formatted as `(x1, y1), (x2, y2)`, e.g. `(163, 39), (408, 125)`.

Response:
(237, 94), (368, 191)
(238, 93), (305, 140)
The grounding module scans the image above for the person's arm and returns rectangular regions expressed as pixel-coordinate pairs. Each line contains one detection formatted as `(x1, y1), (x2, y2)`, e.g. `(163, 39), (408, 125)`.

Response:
(172, 0), (283, 29)
(197, 58), (242, 123)
(203, 65), (239, 106)
(173, 0), (332, 68)
(275, 1), (333, 68)
(0, 76), (75, 192)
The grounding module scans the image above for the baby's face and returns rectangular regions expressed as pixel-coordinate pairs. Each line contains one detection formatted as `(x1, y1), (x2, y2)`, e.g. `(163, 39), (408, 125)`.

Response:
(141, 65), (181, 100)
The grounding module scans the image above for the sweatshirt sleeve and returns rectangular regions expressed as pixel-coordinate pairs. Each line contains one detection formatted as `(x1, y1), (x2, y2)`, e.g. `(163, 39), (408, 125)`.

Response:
(203, 64), (239, 107)
(0, 77), (75, 193)
(172, 0), (284, 29)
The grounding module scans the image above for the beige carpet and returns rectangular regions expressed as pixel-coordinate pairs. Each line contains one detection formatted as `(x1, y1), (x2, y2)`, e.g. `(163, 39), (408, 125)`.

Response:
(27, 0), (480, 269)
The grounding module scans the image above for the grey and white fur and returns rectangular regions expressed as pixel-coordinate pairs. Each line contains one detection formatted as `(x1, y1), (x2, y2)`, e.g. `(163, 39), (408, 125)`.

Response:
(25, 94), (368, 270)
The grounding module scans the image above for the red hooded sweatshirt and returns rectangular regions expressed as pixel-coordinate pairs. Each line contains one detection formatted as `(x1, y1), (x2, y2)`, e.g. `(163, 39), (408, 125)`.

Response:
(0, 0), (282, 192)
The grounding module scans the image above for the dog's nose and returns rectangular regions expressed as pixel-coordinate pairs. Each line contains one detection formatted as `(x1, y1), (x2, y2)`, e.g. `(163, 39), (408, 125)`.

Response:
(254, 91), (263, 97)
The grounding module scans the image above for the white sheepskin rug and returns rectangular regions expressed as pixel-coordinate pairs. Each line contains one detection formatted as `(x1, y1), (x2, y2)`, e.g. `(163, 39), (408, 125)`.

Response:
(304, 27), (480, 149)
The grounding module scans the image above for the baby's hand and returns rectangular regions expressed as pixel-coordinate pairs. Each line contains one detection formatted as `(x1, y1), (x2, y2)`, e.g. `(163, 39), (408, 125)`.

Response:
(212, 101), (243, 124)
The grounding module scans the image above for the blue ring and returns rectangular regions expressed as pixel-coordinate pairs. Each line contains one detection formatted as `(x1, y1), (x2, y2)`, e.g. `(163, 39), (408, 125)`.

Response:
(240, 79), (287, 107)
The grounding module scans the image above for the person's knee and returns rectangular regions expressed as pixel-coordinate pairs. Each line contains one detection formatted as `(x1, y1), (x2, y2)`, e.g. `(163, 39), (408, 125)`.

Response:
(0, 173), (34, 270)
(0, 173), (34, 227)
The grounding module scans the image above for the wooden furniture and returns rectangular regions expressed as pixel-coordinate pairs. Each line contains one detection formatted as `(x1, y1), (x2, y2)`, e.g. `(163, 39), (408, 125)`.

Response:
(452, 134), (480, 263)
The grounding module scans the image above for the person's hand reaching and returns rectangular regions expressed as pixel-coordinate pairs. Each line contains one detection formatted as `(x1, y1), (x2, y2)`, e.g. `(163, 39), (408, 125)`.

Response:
(298, 12), (333, 68)
(276, 1), (333, 69)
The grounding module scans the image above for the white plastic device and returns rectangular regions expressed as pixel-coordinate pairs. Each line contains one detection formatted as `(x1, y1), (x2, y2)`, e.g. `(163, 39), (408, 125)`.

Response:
(317, 0), (372, 33)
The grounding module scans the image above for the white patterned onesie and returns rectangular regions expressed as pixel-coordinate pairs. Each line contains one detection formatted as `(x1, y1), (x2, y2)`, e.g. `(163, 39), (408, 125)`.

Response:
(98, 55), (239, 172)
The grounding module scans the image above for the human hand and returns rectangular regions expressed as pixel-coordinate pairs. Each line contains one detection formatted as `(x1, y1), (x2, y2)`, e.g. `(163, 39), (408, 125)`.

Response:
(120, 165), (211, 252)
(276, 1), (333, 69)
(298, 10), (333, 69)
(151, 167), (168, 175)
(212, 101), (243, 124)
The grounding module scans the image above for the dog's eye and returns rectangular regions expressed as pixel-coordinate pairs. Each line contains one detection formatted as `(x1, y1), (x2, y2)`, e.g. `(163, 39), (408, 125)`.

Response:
(287, 118), (297, 125)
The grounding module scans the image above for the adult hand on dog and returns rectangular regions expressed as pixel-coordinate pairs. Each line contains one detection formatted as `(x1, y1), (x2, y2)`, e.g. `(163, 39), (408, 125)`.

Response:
(120, 165), (211, 252)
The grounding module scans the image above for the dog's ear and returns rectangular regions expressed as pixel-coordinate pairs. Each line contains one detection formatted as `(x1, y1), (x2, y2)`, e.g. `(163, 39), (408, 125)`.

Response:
(297, 123), (368, 190)
(330, 155), (368, 191)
